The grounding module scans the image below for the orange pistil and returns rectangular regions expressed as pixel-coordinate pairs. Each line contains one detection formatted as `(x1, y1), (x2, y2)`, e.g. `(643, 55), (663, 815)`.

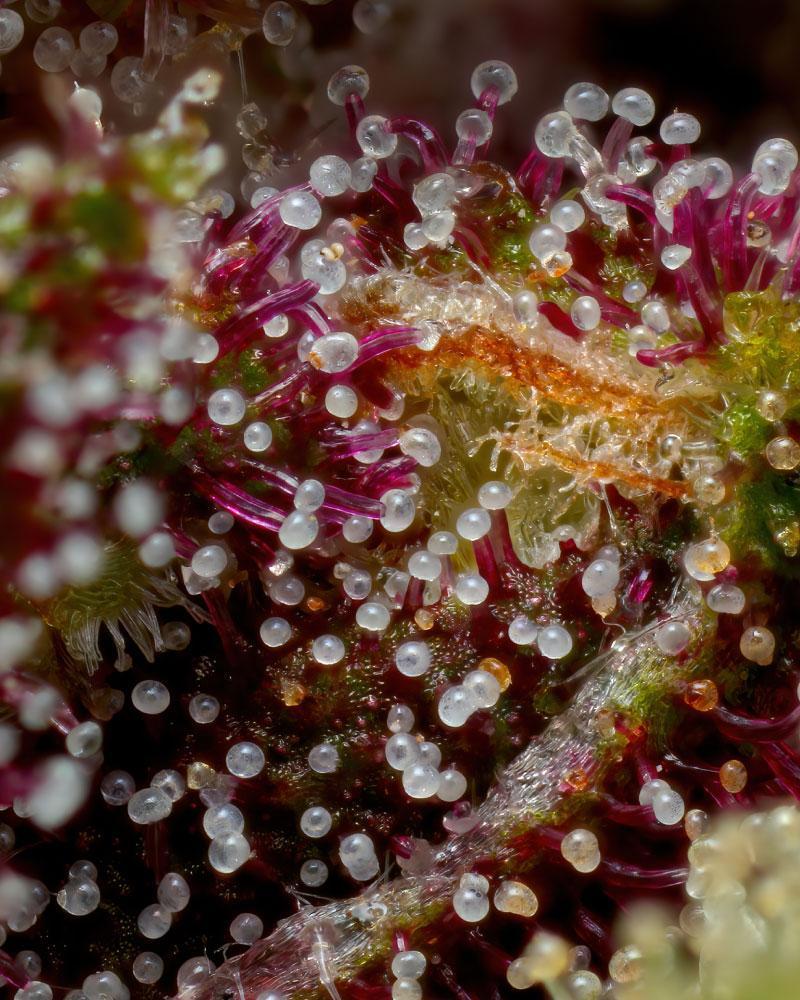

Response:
(388, 326), (665, 420)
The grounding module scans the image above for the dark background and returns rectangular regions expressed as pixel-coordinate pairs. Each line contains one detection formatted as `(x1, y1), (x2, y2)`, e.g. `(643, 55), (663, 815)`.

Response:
(300, 0), (800, 168)
(0, 0), (797, 183)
